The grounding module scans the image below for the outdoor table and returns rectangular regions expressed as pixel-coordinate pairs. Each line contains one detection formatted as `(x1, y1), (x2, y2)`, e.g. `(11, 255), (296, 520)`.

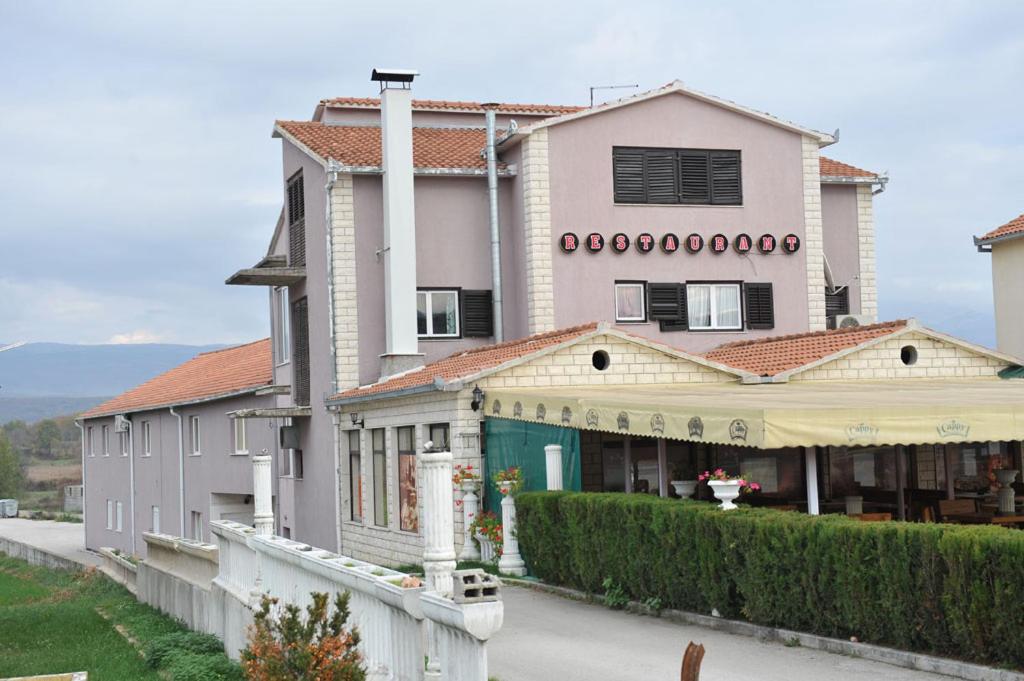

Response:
(943, 512), (1024, 526)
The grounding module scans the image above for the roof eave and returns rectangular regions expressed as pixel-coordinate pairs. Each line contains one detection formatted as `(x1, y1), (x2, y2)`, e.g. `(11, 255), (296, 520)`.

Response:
(325, 379), (445, 408)
(820, 175), (884, 185)
(82, 384), (272, 421)
(974, 231), (1024, 250)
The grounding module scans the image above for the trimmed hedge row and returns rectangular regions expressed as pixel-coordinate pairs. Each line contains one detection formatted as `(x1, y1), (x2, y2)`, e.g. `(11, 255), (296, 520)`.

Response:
(515, 492), (1024, 669)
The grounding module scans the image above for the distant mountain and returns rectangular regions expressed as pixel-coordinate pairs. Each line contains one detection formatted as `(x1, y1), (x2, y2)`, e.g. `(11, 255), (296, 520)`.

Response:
(0, 343), (226, 422)
(0, 396), (112, 425)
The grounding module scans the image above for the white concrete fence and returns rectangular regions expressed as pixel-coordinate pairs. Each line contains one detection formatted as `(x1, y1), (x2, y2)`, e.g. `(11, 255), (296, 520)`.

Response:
(136, 446), (503, 681)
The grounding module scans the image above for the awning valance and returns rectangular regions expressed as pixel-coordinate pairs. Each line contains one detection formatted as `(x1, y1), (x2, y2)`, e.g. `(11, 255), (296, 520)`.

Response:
(482, 379), (1024, 449)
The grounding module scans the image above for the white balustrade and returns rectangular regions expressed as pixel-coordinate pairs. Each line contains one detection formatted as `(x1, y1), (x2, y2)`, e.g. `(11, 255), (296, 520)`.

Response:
(497, 489), (526, 576)
(251, 451), (274, 536)
(420, 448), (457, 598)
(459, 481), (481, 561)
(545, 444), (564, 491)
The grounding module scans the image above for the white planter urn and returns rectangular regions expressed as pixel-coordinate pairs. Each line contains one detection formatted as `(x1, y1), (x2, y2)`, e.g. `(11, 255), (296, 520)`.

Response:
(460, 478), (481, 494)
(995, 469), (1019, 515)
(708, 480), (743, 511)
(458, 479), (482, 561)
(670, 480), (698, 499)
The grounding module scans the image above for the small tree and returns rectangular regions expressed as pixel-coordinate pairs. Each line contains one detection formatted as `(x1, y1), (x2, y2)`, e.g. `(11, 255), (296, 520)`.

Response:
(241, 591), (365, 681)
(0, 432), (23, 498)
(33, 419), (61, 459)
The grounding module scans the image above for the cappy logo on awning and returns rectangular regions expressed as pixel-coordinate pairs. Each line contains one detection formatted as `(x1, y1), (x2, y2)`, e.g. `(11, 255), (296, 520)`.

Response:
(513, 401), (523, 418)
(491, 400), (502, 416)
(651, 413), (665, 434)
(561, 406), (573, 425)
(846, 423), (879, 442)
(729, 419), (748, 442)
(937, 418), (970, 439)
(688, 416), (704, 438)
(536, 403), (546, 421)
(585, 409), (600, 427)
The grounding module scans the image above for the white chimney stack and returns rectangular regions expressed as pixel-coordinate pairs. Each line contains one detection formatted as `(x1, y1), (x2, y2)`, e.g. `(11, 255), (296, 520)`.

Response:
(372, 68), (424, 377)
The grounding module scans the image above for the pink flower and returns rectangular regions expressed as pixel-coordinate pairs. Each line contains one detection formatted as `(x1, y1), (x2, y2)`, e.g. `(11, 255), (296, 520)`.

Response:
(738, 479), (747, 487)
(750, 483), (761, 491)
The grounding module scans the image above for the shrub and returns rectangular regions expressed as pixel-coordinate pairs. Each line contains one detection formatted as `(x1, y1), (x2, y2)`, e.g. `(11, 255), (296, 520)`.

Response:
(241, 591), (365, 681)
(145, 631), (225, 669)
(164, 650), (244, 681)
(516, 491), (1024, 669)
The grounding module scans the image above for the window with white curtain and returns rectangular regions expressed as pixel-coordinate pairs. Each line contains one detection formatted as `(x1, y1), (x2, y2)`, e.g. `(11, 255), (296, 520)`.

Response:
(274, 287), (291, 364)
(687, 283), (742, 330)
(417, 290), (459, 337)
(614, 282), (647, 323)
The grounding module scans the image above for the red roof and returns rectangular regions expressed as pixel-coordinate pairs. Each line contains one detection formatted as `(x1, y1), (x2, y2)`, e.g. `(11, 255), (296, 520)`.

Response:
(329, 323), (599, 402)
(81, 339), (273, 418)
(977, 213), (1024, 243)
(322, 97), (583, 116)
(704, 320), (908, 376)
(819, 156), (878, 178)
(276, 122), (501, 170)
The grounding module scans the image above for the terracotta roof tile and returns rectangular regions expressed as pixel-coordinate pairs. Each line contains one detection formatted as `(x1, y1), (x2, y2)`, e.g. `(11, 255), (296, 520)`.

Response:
(819, 156), (878, 178)
(81, 339), (272, 418)
(322, 97), (583, 116)
(977, 213), (1024, 242)
(276, 122), (502, 170)
(704, 320), (908, 376)
(329, 323), (599, 402)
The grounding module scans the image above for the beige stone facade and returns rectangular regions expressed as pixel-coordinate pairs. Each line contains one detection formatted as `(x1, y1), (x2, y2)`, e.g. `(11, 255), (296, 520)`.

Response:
(802, 136), (827, 331)
(790, 331), (1006, 382)
(329, 173), (360, 391)
(521, 128), (555, 334)
(856, 184), (878, 321)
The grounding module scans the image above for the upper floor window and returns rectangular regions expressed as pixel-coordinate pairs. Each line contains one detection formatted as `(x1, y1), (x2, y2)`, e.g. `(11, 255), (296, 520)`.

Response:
(614, 281), (647, 323)
(417, 289), (459, 338)
(141, 421), (152, 456)
(612, 147), (742, 205)
(101, 425), (110, 456)
(87, 426), (94, 457)
(274, 287), (291, 364)
(189, 415), (201, 455)
(287, 170), (306, 267)
(687, 283), (742, 330)
(233, 418), (247, 455)
(120, 431), (129, 457)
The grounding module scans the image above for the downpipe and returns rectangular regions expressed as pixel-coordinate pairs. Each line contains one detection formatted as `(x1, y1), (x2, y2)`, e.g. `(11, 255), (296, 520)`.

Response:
(484, 106), (504, 342)
(170, 407), (185, 537)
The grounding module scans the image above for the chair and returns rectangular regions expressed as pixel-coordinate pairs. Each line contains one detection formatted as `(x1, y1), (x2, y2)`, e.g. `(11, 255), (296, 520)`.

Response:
(852, 512), (892, 522)
(680, 641), (705, 681)
(939, 499), (976, 522)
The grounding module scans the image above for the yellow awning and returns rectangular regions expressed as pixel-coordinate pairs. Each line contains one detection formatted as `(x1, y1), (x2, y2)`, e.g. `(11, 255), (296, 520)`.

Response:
(482, 379), (1024, 448)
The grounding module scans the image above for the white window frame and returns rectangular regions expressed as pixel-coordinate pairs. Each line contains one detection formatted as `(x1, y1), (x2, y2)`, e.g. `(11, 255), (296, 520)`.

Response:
(417, 289), (460, 338)
(189, 415), (201, 456)
(274, 286), (291, 365)
(191, 511), (203, 542)
(233, 418), (248, 455)
(120, 430), (129, 457)
(102, 425), (110, 456)
(151, 505), (160, 533)
(614, 281), (647, 323)
(106, 499), (113, 529)
(142, 421), (152, 457)
(115, 501), (123, 533)
(686, 283), (743, 331)
(88, 427), (95, 457)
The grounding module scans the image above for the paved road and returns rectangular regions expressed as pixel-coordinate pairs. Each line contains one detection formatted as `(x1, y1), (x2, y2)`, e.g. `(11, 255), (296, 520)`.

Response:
(0, 517), (101, 567)
(489, 585), (950, 681)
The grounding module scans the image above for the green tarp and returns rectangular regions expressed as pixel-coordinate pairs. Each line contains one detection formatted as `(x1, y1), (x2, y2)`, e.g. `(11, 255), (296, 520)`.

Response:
(482, 418), (581, 516)
(999, 365), (1024, 379)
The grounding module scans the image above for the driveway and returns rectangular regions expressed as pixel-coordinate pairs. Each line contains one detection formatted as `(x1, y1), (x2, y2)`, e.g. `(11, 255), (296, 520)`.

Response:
(0, 518), (100, 567)
(489, 585), (953, 681)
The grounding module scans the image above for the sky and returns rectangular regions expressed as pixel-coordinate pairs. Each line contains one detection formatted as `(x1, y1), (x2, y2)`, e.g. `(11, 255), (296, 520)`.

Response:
(0, 0), (1021, 347)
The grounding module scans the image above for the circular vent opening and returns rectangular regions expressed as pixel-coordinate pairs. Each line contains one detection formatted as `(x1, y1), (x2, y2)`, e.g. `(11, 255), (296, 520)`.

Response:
(592, 350), (610, 371)
(900, 345), (918, 366)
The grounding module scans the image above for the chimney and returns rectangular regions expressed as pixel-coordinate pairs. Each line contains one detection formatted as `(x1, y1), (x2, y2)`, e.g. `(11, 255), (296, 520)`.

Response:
(372, 68), (424, 377)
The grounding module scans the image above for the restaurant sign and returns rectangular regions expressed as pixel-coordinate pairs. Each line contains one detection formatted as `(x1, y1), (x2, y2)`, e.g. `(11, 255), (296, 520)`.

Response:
(560, 232), (800, 255)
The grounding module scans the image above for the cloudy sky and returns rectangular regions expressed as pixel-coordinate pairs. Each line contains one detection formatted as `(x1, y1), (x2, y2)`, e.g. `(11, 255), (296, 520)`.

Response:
(1, 0), (1021, 347)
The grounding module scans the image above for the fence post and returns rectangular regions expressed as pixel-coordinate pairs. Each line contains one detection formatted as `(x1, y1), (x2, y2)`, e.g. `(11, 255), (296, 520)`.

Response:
(545, 444), (563, 491)
(252, 448), (274, 535)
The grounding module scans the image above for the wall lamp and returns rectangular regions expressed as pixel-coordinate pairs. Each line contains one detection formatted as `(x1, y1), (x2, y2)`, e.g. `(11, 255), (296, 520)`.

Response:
(349, 412), (364, 428)
(470, 385), (485, 412)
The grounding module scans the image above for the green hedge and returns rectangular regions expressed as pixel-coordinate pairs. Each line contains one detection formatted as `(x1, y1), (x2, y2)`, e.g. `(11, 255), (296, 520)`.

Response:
(516, 492), (1024, 668)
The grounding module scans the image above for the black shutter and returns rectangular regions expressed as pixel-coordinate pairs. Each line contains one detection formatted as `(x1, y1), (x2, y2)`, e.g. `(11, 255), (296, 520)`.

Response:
(744, 283), (774, 330)
(289, 222), (306, 267)
(292, 297), (310, 406)
(612, 148), (646, 203)
(287, 172), (306, 267)
(679, 150), (710, 203)
(644, 149), (678, 204)
(648, 283), (686, 324)
(461, 290), (493, 337)
(825, 287), (850, 317)
(287, 172), (305, 225)
(710, 151), (742, 205)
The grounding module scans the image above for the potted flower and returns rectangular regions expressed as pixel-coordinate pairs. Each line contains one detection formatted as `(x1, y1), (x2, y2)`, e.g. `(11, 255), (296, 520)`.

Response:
(698, 469), (761, 510)
(469, 511), (503, 563)
(452, 464), (481, 494)
(670, 462), (698, 499)
(492, 466), (524, 496)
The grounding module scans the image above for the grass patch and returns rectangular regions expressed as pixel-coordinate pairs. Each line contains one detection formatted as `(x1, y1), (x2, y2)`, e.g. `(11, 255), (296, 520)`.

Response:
(0, 555), (238, 680)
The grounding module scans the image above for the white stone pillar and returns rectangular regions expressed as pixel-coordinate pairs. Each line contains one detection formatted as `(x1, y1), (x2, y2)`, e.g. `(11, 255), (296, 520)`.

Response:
(545, 444), (563, 491)
(421, 449), (457, 598)
(459, 484), (481, 561)
(498, 487), (527, 576)
(253, 449), (274, 535)
(804, 447), (820, 516)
